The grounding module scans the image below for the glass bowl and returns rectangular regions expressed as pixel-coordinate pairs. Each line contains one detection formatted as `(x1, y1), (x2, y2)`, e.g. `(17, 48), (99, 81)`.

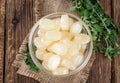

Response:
(28, 12), (93, 77)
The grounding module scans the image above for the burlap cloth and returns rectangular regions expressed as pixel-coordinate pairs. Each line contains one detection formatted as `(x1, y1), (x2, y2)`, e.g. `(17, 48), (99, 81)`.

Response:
(12, 0), (96, 83)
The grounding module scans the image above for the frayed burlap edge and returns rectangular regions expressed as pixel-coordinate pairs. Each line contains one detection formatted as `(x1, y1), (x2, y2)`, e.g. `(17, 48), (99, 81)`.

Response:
(12, 0), (96, 83)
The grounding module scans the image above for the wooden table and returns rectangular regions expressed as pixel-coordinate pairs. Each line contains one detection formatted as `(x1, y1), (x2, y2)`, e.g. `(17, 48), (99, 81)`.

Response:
(0, 0), (120, 83)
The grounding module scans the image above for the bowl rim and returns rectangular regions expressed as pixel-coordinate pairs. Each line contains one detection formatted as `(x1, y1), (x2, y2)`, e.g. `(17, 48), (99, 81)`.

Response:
(28, 12), (93, 77)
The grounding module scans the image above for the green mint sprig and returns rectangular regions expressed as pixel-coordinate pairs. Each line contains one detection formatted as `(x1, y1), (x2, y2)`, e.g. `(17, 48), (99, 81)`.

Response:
(70, 0), (120, 59)
(23, 44), (39, 71)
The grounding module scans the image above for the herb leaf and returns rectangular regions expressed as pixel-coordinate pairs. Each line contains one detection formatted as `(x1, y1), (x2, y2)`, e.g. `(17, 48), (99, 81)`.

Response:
(71, 0), (120, 59)
(23, 44), (39, 71)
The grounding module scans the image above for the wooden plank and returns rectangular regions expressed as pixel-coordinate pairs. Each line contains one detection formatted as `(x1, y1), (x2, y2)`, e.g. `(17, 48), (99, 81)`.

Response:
(5, 0), (118, 83)
(87, 0), (112, 83)
(111, 0), (120, 83)
(4, 0), (19, 82)
(0, 0), (6, 83)
(4, 0), (39, 83)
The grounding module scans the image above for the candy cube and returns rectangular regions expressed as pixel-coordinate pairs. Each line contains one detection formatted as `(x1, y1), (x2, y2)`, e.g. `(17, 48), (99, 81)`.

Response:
(60, 15), (69, 30)
(61, 59), (76, 70)
(48, 41), (68, 56)
(52, 67), (69, 75)
(45, 30), (61, 41)
(47, 55), (61, 70)
(68, 42), (80, 56)
(35, 48), (46, 60)
(34, 37), (44, 49)
(42, 61), (50, 70)
(37, 28), (46, 37)
(39, 18), (56, 30)
(74, 34), (90, 44)
(70, 22), (83, 34)
(72, 53), (84, 66)
(34, 37), (52, 49)
(53, 18), (61, 30)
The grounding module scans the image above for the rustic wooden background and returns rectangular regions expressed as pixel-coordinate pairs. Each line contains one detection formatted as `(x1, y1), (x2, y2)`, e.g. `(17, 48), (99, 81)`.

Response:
(0, 0), (120, 83)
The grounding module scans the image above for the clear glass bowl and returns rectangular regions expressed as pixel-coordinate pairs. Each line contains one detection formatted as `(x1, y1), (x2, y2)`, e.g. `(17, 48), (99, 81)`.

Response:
(28, 12), (93, 77)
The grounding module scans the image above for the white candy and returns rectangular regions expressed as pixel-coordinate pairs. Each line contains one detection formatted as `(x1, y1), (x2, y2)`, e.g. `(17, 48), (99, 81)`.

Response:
(53, 18), (61, 30)
(41, 37), (52, 47)
(45, 30), (61, 41)
(68, 42), (80, 56)
(70, 22), (83, 34)
(48, 42), (68, 56)
(42, 61), (50, 70)
(42, 53), (58, 70)
(40, 53), (52, 61)
(34, 37), (44, 49)
(34, 37), (52, 49)
(74, 34), (90, 44)
(47, 55), (61, 70)
(72, 40), (81, 50)
(35, 49), (46, 60)
(39, 18), (56, 30)
(52, 67), (69, 75)
(61, 15), (69, 30)
(81, 44), (87, 49)
(72, 53), (84, 66)
(37, 28), (46, 37)
(61, 59), (76, 70)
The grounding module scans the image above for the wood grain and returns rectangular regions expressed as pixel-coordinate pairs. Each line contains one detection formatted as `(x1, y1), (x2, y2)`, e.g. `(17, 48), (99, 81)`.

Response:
(87, 0), (112, 83)
(2, 0), (120, 83)
(0, 0), (5, 82)
(4, 0), (39, 83)
(5, 0), (18, 82)
(111, 0), (120, 83)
